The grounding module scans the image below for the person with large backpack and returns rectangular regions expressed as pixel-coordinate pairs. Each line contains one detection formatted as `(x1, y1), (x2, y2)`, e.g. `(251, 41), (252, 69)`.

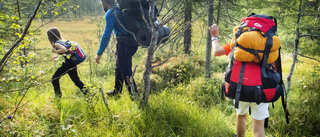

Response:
(96, 0), (142, 98)
(47, 27), (87, 98)
(210, 23), (269, 137)
(208, 13), (289, 137)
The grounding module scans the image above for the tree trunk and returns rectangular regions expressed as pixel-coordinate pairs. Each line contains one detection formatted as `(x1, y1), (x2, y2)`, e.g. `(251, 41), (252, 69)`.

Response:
(67, 9), (70, 20)
(16, 0), (21, 18)
(184, 2), (192, 54)
(140, 0), (158, 109)
(78, 9), (81, 18)
(287, 0), (302, 93)
(0, 1), (42, 72)
(217, 0), (220, 25)
(89, 2), (92, 20)
(205, 0), (214, 78)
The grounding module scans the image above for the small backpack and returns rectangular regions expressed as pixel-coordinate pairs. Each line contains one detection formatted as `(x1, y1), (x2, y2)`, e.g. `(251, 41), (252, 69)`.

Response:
(221, 13), (290, 125)
(56, 40), (86, 65)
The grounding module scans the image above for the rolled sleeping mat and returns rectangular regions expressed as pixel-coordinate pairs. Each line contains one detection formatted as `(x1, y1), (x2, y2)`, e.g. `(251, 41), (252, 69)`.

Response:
(135, 27), (152, 48)
(135, 26), (171, 48)
(157, 26), (170, 44)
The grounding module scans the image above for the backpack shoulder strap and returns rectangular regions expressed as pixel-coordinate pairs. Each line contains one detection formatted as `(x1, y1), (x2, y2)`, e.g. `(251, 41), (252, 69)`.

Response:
(55, 40), (68, 48)
(234, 62), (246, 109)
(261, 35), (273, 77)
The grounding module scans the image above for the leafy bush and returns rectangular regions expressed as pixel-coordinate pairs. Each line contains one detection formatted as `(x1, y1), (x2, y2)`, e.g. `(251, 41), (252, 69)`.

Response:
(151, 55), (205, 92)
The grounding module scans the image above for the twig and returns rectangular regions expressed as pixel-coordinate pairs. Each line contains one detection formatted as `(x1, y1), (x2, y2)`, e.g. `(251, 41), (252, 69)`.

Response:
(9, 85), (32, 121)
(99, 88), (109, 110)
(152, 58), (169, 68)
(2, 66), (78, 93)
(32, 10), (68, 33)
(298, 54), (320, 63)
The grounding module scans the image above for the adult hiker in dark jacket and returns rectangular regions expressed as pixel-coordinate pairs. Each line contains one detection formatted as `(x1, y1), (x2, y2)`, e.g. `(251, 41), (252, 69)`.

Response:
(96, 0), (138, 98)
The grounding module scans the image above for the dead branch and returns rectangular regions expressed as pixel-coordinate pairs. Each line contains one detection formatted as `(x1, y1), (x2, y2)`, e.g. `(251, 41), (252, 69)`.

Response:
(152, 58), (169, 69)
(298, 54), (320, 63)
(99, 88), (109, 110)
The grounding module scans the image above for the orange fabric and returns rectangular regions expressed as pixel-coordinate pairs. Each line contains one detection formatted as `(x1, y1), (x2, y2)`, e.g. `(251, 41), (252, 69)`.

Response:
(230, 26), (281, 64)
(222, 43), (232, 56)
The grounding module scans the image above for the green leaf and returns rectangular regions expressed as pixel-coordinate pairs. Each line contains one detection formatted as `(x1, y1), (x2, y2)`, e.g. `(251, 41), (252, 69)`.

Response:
(35, 14), (41, 18)
(53, 11), (58, 16)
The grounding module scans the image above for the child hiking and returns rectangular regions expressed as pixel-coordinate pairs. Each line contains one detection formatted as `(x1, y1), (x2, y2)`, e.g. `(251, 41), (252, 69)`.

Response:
(209, 23), (269, 137)
(47, 27), (87, 98)
(208, 13), (290, 137)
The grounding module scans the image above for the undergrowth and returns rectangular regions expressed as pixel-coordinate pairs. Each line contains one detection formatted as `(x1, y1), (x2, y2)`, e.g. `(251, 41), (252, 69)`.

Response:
(1, 18), (320, 137)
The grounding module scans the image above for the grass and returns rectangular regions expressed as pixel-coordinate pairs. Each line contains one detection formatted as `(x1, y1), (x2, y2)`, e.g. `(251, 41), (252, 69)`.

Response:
(1, 17), (320, 137)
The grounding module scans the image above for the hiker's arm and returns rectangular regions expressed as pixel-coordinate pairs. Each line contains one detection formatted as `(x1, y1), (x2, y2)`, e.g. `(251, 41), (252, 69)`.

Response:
(212, 39), (226, 56)
(209, 24), (226, 56)
(52, 43), (68, 54)
(97, 9), (116, 56)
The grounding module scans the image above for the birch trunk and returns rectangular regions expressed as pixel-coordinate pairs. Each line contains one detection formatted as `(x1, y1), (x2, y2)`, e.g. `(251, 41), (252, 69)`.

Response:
(287, 0), (302, 93)
(140, 0), (158, 108)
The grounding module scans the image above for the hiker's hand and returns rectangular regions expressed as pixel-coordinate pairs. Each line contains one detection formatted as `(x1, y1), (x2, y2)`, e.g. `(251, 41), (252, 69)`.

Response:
(209, 24), (219, 37)
(95, 55), (102, 64)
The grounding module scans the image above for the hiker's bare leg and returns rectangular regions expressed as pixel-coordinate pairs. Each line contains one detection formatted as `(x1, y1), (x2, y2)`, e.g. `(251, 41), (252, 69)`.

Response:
(236, 114), (247, 137)
(252, 118), (265, 137)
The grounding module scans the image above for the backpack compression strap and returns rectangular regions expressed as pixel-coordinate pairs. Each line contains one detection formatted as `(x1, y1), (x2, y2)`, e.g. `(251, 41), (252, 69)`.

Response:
(275, 48), (290, 124)
(261, 36), (273, 78)
(237, 44), (263, 62)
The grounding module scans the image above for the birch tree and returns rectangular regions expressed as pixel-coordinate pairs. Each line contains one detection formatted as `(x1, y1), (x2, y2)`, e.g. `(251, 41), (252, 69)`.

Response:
(274, 0), (320, 92)
(140, 0), (209, 108)
(140, 0), (158, 108)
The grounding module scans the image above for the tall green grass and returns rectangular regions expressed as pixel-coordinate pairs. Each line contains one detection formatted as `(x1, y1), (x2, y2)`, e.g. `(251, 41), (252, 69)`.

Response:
(1, 17), (319, 137)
